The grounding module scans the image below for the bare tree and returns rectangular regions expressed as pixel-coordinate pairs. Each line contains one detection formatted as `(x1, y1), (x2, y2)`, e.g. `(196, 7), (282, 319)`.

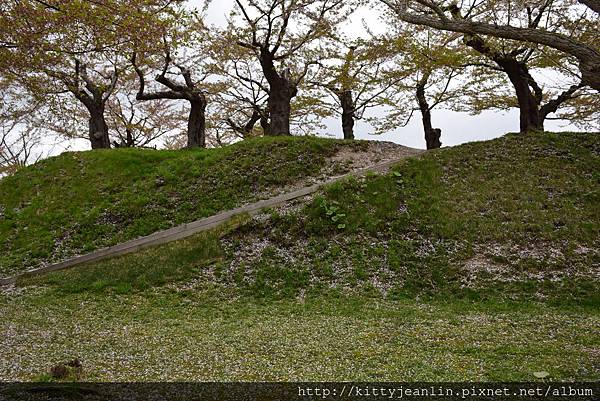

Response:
(0, 79), (45, 175)
(107, 84), (186, 148)
(132, 49), (210, 148)
(0, 125), (42, 176)
(210, 48), (271, 138)
(233, 0), (350, 135)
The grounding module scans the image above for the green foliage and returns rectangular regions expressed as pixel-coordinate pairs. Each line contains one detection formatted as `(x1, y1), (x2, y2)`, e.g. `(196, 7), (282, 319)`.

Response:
(318, 198), (347, 229)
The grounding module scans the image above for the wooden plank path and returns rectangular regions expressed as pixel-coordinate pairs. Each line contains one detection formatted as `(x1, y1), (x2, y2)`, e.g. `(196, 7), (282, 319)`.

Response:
(0, 154), (420, 286)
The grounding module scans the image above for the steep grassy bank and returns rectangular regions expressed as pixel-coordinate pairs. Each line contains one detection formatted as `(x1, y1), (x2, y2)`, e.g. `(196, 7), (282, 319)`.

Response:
(0, 137), (366, 277)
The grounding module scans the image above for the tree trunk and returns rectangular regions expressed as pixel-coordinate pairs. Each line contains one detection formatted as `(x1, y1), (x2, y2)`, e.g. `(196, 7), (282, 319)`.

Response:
(463, 35), (544, 133)
(578, 0), (600, 13)
(126, 129), (134, 147)
(243, 109), (262, 135)
(419, 106), (442, 149)
(501, 61), (544, 133)
(259, 50), (296, 136)
(421, 113), (442, 150)
(87, 105), (110, 149)
(267, 88), (293, 136)
(260, 109), (271, 136)
(187, 99), (206, 148)
(340, 90), (355, 140)
(416, 75), (442, 150)
(226, 108), (262, 138)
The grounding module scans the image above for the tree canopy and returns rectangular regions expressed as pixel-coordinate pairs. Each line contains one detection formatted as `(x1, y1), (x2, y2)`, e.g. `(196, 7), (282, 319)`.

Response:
(0, 0), (597, 166)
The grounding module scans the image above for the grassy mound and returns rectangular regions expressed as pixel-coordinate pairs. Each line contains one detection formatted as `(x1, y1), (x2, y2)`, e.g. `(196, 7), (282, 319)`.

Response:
(241, 130), (600, 304)
(22, 131), (600, 305)
(0, 136), (365, 276)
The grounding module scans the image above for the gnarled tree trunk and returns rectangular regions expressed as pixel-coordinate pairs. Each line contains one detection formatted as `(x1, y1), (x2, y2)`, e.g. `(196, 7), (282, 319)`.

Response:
(188, 98), (207, 148)
(86, 103), (111, 150)
(260, 108), (271, 136)
(267, 85), (293, 136)
(416, 73), (442, 149)
(464, 35), (581, 133)
(133, 52), (208, 149)
(340, 90), (355, 140)
(125, 129), (134, 147)
(464, 35), (544, 133)
(501, 60), (544, 133)
(260, 49), (297, 136)
(66, 61), (116, 150)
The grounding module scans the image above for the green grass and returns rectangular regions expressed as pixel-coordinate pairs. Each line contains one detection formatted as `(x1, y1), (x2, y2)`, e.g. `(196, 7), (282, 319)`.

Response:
(0, 136), (365, 277)
(3, 131), (599, 381)
(1, 291), (598, 381)
(277, 131), (600, 305)
(19, 215), (249, 294)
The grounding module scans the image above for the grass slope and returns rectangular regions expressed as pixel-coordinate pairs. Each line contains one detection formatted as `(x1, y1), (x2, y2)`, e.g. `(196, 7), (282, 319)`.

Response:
(0, 136), (364, 277)
(2, 131), (599, 381)
(23, 131), (599, 304)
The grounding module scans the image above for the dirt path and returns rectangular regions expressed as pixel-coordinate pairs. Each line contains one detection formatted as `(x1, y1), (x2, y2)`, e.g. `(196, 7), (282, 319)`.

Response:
(0, 145), (423, 286)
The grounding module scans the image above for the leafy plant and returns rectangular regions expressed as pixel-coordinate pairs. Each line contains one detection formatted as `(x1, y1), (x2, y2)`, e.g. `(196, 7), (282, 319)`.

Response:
(319, 199), (347, 229)
(393, 170), (405, 186)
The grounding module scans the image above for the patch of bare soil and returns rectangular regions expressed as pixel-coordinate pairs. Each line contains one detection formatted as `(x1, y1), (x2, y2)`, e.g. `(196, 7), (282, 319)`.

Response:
(331, 141), (422, 170)
(257, 141), (423, 199)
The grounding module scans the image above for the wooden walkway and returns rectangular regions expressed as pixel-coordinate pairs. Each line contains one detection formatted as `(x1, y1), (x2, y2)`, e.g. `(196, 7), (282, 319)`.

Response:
(0, 155), (419, 286)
